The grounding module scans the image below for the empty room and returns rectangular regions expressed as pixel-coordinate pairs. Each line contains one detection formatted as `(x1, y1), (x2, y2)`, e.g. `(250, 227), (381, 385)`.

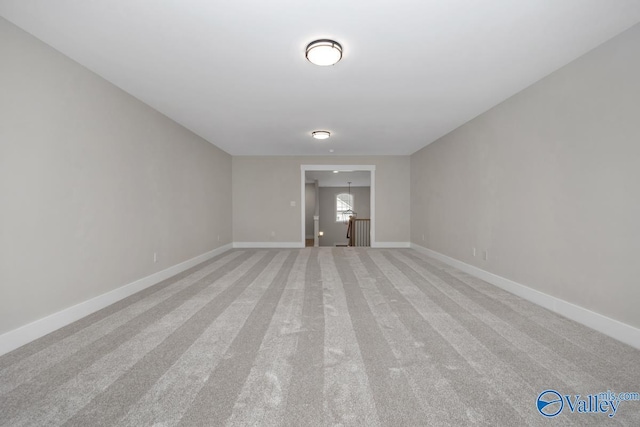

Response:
(1, 1), (640, 426)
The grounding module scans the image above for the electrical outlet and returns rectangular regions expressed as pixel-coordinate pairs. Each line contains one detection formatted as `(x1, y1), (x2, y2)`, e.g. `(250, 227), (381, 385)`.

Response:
(217, 235), (220, 241)
(153, 252), (157, 263)
(422, 234), (425, 241)
(270, 231), (276, 237)
(290, 201), (296, 207)
(483, 250), (488, 261)
(473, 247), (476, 257)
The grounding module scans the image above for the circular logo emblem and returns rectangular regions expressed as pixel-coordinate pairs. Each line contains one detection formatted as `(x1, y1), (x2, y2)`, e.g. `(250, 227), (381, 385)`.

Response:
(537, 390), (564, 417)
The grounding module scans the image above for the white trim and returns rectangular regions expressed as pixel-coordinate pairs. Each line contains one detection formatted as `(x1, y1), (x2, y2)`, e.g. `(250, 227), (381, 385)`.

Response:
(410, 243), (640, 350)
(0, 244), (233, 357)
(232, 242), (304, 249)
(372, 241), (411, 248)
(300, 165), (376, 248)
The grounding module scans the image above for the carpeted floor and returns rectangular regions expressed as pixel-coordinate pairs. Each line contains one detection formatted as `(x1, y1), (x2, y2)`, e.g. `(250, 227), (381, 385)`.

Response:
(1, 248), (639, 426)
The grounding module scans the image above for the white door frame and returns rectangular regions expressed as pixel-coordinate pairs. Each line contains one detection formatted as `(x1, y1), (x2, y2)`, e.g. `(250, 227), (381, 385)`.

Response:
(300, 165), (376, 248)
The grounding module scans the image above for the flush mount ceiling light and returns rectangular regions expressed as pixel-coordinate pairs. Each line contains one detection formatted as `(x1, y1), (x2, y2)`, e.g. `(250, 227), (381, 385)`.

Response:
(306, 39), (343, 66)
(312, 130), (331, 140)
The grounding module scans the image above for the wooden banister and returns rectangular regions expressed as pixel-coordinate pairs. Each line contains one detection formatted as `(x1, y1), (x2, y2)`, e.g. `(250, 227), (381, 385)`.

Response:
(348, 218), (371, 247)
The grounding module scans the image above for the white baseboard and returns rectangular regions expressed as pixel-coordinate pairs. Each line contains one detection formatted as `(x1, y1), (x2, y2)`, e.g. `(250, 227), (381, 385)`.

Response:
(410, 243), (640, 350)
(0, 244), (232, 357)
(372, 241), (411, 248)
(233, 242), (305, 249)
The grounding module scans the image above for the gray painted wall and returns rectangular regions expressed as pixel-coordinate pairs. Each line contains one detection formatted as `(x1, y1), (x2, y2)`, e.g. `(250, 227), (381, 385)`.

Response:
(319, 187), (370, 246)
(305, 183), (315, 238)
(410, 24), (640, 329)
(0, 18), (232, 335)
(232, 156), (410, 244)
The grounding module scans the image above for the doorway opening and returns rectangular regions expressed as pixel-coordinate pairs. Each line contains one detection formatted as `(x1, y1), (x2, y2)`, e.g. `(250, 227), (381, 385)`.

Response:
(300, 165), (375, 247)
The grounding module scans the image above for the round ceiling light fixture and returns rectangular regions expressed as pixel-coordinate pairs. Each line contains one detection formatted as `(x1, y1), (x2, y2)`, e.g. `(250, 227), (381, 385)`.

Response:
(306, 39), (343, 66)
(312, 130), (331, 140)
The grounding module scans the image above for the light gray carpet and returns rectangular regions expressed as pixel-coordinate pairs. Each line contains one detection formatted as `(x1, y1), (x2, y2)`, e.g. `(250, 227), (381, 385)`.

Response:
(1, 248), (639, 426)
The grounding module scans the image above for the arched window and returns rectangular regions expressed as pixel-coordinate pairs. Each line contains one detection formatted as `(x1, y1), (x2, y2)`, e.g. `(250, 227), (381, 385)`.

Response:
(336, 193), (354, 222)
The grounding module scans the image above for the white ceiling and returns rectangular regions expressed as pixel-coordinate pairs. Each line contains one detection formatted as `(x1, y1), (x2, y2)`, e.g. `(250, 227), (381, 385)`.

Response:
(2, 1), (640, 156)
(306, 171), (371, 187)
